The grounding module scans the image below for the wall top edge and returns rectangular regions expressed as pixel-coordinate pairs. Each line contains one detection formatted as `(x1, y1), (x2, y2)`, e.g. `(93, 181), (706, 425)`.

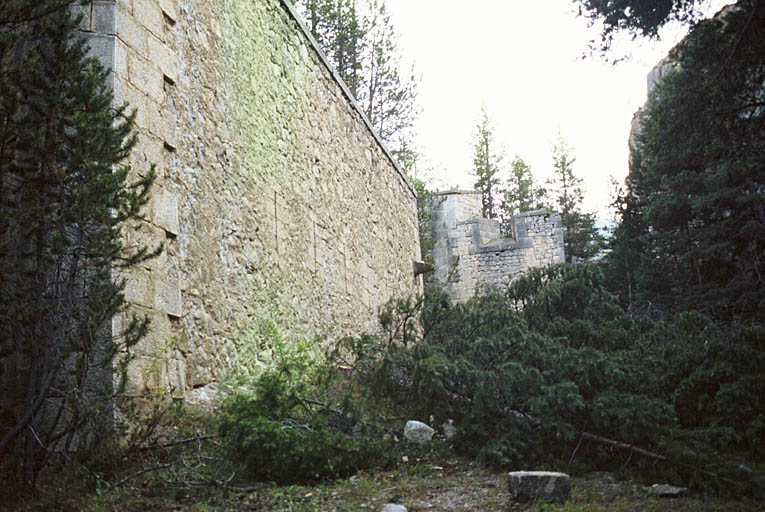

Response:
(280, 0), (416, 200)
(514, 209), (554, 218)
(433, 189), (481, 196)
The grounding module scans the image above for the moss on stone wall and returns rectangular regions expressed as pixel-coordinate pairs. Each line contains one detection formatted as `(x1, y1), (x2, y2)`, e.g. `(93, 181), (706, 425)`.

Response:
(223, 0), (308, 188)
(101, 0), (421, 398)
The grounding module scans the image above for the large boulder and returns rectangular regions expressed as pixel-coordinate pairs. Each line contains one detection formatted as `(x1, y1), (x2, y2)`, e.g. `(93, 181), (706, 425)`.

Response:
(508, 471), (571, 503)
(404, 420), (434, 443)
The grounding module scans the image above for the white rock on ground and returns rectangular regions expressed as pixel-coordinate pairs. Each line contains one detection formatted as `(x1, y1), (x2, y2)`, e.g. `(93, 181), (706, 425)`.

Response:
(403, 420), (434, 443)
(381, 504), (407, 512)
(507, 471), (571, 503)
(645, 483), (690, 497)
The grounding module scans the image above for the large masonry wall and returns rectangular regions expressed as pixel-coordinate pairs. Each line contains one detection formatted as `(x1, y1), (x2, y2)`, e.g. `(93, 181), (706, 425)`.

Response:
(79, 0), (421, 396)
(431, 191), (564, 301)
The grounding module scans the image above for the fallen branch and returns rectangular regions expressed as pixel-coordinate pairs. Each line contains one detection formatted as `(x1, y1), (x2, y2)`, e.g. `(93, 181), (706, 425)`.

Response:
(579, 431), (666, 461)
(110, 464), (172, 489)
(137, 434), (220, 451)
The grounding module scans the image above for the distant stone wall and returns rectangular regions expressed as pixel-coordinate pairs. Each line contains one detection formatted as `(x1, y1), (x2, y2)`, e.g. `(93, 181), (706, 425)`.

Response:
(430, 191), (564, 301)
(79, 0), (421, 397)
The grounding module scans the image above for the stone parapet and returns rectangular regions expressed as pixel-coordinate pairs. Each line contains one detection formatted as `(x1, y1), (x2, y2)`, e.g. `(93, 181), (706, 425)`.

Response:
(430, 191), (564, 301)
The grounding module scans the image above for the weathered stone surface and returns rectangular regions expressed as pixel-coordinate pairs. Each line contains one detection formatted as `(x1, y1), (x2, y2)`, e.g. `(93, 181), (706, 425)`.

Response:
(186, 383), (220, 409)
(430, 191), (565, 302)
(85, 0), (421, 398)
(507, 471), (571, 503)
(404, 421), (435, 443)
(380, 505), (407, 512)
(644, 483), (690, 498)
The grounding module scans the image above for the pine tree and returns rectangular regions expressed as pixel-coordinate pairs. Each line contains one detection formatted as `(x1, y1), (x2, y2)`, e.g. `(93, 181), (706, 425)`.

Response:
(548, 136), (603, 262)
(361, 0), (418, 161)
(470, 107), (503, 219)
(499, 155), (546, 236)
(617, 3), (765, 320)
(295, 0), (418, 162)
(300, 0), (366, 97)
(573, 0), (723, 55)
(0, 2), (157, 491)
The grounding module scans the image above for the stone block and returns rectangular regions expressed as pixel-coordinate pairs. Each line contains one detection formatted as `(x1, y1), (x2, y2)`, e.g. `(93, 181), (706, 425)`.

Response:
(148, 35), (177, 84)
(155, 189), (180, 235)
(113, 38), (129, 79)
(381, 505), (407, 512)
(130, 133), (164, 178)
(155, 277), (182, 317)
(132, 0), (163, 38)
(92, 1), (116, 34)
(508, 471), (571, 503)
(85, 34), (115, 74)
(128, 52), (164, 100)
(158, 0), (178, 24)
(71, 3), (92, 31)
(123, 269), (152, 307)
(115, 5), (148, 53)
(149, 102), (177, 149)
(120, 83), (148, 129)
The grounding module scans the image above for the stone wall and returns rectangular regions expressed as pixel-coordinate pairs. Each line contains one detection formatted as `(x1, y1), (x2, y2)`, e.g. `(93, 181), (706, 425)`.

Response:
(78, 0), (421, 397)
(430, 190), (564, 301)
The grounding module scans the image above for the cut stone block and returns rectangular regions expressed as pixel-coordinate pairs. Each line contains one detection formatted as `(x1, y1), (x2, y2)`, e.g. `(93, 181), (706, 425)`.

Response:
(155, 189), (179, 236)
(155, 277), (182, 318)
(148, 35), (177, 84)
(92, 1), (116, 34)
(508, 471), (571, 503)
(158, 0), (178, 24)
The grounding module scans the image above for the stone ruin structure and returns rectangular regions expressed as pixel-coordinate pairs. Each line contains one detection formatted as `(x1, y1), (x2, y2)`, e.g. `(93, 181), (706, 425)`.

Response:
(76, 0), (422, 399)
(430, 190), (565, 301)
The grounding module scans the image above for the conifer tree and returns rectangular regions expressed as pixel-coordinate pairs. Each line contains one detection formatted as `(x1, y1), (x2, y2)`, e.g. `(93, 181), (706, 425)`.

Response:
(548, 136), (603, 262)
(470, 107), (503, 219)
(499, 155), (546, 236)
(300, 0), (366, 97)
(616, 3), (765, 320)
(295, 0), (418, 162)
(0, 2), (157, 491)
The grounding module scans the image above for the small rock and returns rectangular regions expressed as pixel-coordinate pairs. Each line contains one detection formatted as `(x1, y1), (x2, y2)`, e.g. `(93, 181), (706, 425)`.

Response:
(508, 471), (571, 503)
(381, 504), (407, 512)
(644, 483), (690, 498)
(404, 420), (434, 443)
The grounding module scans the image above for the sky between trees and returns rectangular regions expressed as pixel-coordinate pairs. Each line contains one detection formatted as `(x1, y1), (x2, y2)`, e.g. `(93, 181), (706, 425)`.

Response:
(381, 0), (730, 218)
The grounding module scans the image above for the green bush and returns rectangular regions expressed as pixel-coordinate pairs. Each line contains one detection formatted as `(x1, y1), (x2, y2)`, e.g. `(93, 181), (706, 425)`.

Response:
(220, 324), (396, 484)
(332, 264), (763, 495)
(221, 393), (395, 484)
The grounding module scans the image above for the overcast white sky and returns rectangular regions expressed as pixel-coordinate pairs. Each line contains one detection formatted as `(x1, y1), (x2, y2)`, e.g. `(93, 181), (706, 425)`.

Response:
(382, 0), (730, 218)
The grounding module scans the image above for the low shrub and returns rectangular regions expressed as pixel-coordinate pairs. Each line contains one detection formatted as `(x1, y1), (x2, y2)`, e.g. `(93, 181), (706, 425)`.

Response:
(220, 323), (397, 484)
(330, 264), (764, 495)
